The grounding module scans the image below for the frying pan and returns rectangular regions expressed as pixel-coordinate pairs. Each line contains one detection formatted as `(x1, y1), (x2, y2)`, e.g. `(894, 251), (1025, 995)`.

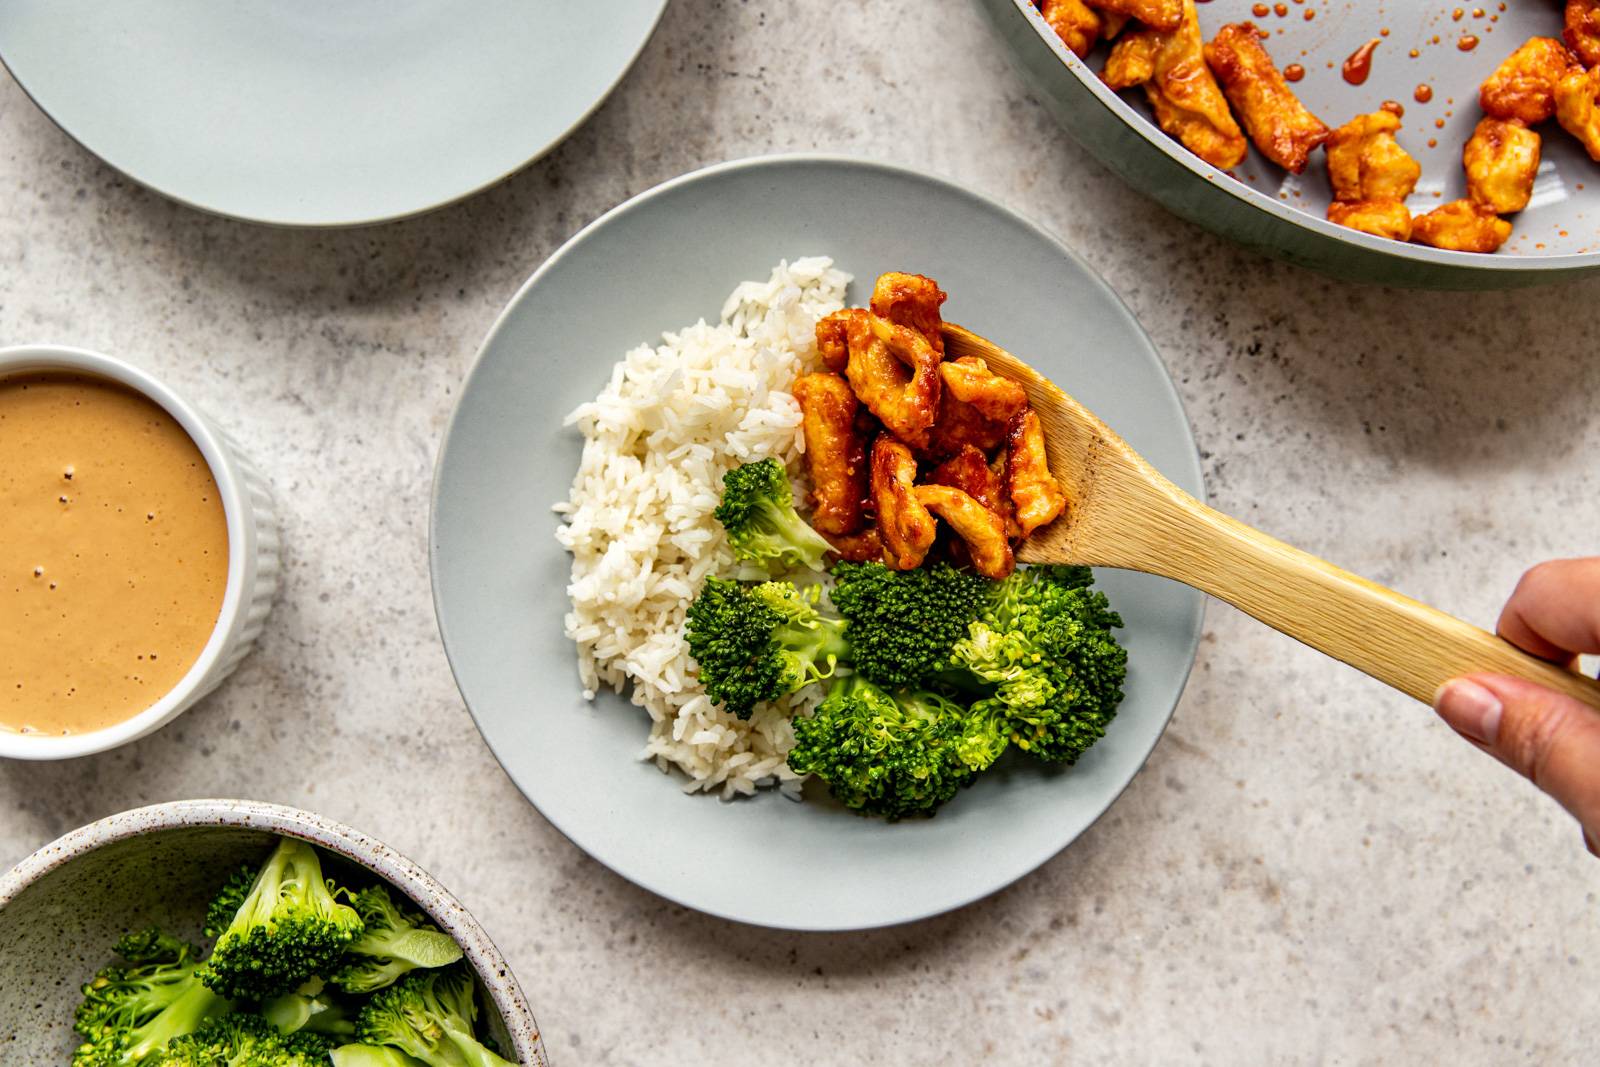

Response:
(979, 0), (1600, 288)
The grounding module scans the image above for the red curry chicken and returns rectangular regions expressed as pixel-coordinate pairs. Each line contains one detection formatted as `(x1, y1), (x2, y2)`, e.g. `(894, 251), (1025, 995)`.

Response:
(793, 272), (1066, 581)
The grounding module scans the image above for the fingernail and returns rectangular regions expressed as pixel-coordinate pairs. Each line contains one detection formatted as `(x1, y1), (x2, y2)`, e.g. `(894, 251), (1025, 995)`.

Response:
(1433, 679), (1504, 746)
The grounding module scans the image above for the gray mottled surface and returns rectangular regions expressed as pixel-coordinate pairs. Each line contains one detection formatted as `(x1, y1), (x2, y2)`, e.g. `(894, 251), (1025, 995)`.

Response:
(2, 1), (1597, 1063)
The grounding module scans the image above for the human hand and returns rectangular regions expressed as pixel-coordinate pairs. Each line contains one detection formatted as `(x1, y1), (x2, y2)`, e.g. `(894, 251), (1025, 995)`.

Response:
(1433, 558), (1600, 858)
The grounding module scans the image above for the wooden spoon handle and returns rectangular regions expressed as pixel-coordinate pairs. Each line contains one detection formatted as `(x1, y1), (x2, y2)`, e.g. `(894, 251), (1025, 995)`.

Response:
(1135, 499), (1600, 711)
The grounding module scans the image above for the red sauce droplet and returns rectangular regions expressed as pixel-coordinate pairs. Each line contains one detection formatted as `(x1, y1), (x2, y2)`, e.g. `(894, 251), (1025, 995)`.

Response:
(1284, 63), (1306, 82)
(1343, 38), (1381, 85)
(1415, 83), (1434, 103)
(1252, 2), (1270, 14)
(1381, 100), (1405, 117)
(1458, 34), (1479, 51)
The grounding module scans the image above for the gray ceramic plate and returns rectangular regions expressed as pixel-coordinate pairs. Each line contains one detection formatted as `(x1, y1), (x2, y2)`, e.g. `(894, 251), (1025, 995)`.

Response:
(980, 0), (1600, 288)
(0, 0), (667, 226)
(430, 154), (1206, 931)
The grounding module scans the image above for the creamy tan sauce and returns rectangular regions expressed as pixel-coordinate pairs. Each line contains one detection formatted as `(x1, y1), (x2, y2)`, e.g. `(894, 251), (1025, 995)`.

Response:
(1, 373), (228, 735)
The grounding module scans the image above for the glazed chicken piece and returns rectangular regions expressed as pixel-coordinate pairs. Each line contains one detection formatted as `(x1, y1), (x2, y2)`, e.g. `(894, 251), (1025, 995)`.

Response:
(1099, 11), (1130, 38)
(1463, 118), (1541, 215)
(928, 391), (1009, 458)
(1324, 111), (1421, 240)
(1102, 1), (1248, 171)
(815, 311), (851, 374)
(938, 357), (1028, 424)
(823, 527), (884, 563)
(914, 485), (1015, 580)
(1479, 37), (1579, 125)
(1556, 65), (1600, 162)
(792, 372), (868, 537)
(1566, 0), (1600, 68)
(869, 272), (948, 356)
(929, 445), (1008, 520)
(871, 436), (937, 570)
(1326, 111), (1422, 202)
(841, 310), (942, 451)
(1085, 0), (1181, 33)
(1326, 201), (1414, 242)
(1039, 0), (1103, 58)
(1204, 23), (1329, 174)
(1104, 34), (1155, 87)
(1411, 200), (1514, 254)
(1005, 410), (1067, 538)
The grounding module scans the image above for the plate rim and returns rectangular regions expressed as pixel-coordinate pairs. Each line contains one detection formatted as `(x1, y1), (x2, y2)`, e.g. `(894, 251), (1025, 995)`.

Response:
(428, 151), (1208, 930)
(0, 1), (671, 227)
(1002, 0), (1600, 274)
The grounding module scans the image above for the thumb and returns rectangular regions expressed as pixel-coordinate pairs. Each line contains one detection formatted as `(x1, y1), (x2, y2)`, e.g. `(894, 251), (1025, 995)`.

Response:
(1434, 674), (1600, 853)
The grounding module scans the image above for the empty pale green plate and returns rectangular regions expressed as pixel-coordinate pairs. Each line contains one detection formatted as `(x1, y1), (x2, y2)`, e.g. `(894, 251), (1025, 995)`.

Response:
(430, 155), (1206, 930)
(0, 0), (667, 225)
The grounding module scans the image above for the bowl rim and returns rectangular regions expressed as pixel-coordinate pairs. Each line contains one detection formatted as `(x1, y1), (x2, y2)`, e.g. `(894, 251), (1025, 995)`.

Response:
(1005, 0), (1600, 273)
(0, 798), (546, 1066)
(0, 346), (255, 760)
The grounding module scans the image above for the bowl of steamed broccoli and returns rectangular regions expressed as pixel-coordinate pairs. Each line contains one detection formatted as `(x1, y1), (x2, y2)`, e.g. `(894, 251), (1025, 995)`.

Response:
(0, 799), (547, 1067)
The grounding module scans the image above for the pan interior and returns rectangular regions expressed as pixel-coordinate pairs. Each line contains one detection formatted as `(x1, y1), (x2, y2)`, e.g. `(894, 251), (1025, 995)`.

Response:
(1072, 1), (1598, 258)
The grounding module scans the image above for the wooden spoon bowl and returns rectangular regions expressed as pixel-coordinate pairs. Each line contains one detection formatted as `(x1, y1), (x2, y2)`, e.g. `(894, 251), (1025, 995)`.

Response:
(944, 322), (1600, 711)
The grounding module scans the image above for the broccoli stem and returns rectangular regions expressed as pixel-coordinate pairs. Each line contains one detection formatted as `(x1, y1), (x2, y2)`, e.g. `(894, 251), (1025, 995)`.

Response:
(331, 1047), (432, 1067)
(123, 979), (230, 1061)
(440, 1027), (519, 1067)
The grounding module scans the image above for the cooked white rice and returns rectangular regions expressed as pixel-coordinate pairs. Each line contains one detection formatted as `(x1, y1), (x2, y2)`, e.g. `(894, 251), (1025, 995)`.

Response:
(554, 258), (851, 799)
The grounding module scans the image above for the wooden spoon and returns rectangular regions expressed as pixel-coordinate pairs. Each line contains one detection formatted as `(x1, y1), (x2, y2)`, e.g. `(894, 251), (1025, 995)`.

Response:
(943, 322), (1600, 711)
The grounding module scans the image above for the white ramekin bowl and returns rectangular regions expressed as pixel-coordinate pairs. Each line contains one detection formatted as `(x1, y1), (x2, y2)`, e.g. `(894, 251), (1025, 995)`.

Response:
(0, 799), (549, 1065)
(0, 345), (280, 759)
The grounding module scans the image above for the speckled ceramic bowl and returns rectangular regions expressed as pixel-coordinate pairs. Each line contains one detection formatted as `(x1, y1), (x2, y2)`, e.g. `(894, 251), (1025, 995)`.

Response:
(979, 0), (1600, 288)
(0, 800), (548, 1067)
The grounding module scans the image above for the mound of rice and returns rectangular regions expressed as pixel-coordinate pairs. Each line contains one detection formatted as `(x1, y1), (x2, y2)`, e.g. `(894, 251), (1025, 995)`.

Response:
(555, 257), (851, 799)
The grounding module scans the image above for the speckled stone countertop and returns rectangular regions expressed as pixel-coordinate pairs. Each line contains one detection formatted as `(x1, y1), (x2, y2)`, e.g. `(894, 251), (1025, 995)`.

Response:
(3, 2), (1598, 1063)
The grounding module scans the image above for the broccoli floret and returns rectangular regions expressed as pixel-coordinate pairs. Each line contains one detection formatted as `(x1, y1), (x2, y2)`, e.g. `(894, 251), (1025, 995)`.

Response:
(948, 565), (1127, 764)
(114, 928), (192, 966)
(205, 866), (257, 940)
(712, 458), (833, 570)
(329, 886), (463, 994)
(197, 838), (365, 1001)
(685, 578), (849, 719)
(72, 936), (230, 1067)
(355, 967), (516, 1067)
(787, 676), (994, 820)
(152, 1013), (331, 1067)
(331, 1046), (431, 1067)
(829, 562), (989, 689)
(282, 1030), (340, 1059)
(954, 697), (1013, 774)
